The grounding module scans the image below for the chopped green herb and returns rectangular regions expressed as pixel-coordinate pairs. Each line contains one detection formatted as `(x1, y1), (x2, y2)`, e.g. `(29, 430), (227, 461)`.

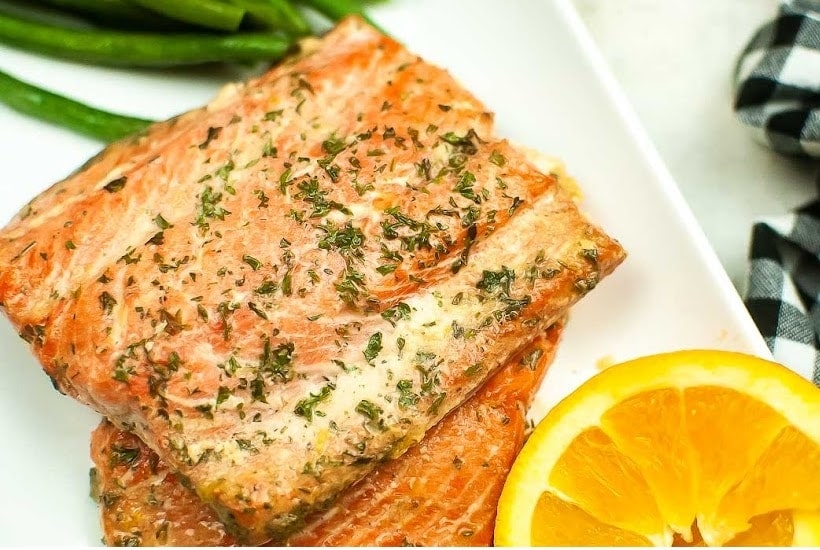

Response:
(489, 150), (507, 167)
(454, 171), (479, 203)
(113, 534), (140, 547)
(259, 336), (295, 382)
(197, 304), (209, 322)
(376, 263), (398, 275)
(251, 377), (267, 403)
(112, 361), (132, 383)
(396, 379), (419, 408)
(329, 359), (345, 371)
(508, 196), (524, 216)
(242, 255), (263, 271)
(580, 247), (599, 262)
(439, 130), (479, 155)
(99, 291), (117, 315)
(219, 356), (239, 377)
(317, 222), (365, 259)
(380, 244), (403, 262)
(296, 177), (350, 217)
(254, 189), (269, 208)
(216, 301), (239, 341)
(255, 279), (278, 295)
(428, 392), (447, 415)
(199, 127), (222, 150)
(279, 167), (293, 194)
(195, 186), (230, 231)
(381, 302), (411, 327)
(109, 444), (140, 468)
(248, 302), (268, 320)
(477, 266), (515, 295)
(195, 403), (214, 419)
(262, 137), (277, 158)
(215, 159), (235, 182)
(464, 363), (483, 377)
(236, 438), (258, 453)
(496, 296), (532, 321)
(322, 135), (347, 156)
(154, 214), (171, 230)
(159, 308), (188, 335)
(363, 332), (383, 363)
(216, 386), (232, 406)
(355, 399), (383, 422)
(574, 273), (599, 295)
(281, 269), (293, 296)
(103, 176), (127, 193)
(146, 232), (164, 246)
(293, 384), (334, 422)
(462, 205), (481, 228)
(352, 177), (374, 196)
(381, 207), (437, 252)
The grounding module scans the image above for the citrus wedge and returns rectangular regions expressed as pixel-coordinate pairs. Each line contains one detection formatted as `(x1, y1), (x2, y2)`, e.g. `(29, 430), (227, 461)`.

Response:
(494, 350), (820, 546)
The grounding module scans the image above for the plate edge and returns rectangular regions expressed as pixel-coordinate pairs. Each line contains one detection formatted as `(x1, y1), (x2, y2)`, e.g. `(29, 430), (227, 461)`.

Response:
(553, 0), (770, 358)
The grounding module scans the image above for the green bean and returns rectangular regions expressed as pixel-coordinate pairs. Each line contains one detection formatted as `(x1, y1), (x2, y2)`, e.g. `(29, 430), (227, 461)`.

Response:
(128, 0), (246, 32)
(263, 0), (311, 35)
(0, 69), (152, 142)
(33, 0), (185, 30)
(0, 11), (292, 67)
(298, 0), (384, 33)
(224, 0), (309, 35)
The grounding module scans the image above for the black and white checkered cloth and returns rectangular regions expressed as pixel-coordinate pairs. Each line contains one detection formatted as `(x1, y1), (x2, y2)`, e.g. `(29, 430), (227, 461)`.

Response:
(734, 0), (820, 385)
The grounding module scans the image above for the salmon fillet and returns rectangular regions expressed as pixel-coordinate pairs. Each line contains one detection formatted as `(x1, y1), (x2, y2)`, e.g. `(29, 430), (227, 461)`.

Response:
(90, 324), (562, 546)
(0, 16), (624, 543)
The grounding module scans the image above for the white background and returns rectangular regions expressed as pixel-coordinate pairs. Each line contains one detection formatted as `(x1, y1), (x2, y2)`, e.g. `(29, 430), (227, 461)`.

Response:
(575, 0), (818, 290)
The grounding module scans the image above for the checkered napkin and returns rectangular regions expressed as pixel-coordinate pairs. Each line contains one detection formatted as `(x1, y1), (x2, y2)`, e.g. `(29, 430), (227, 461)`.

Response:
(734, 0), (820, 385)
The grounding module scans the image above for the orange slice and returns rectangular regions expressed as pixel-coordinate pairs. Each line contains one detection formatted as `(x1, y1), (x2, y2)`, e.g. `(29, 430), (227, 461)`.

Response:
(494, 350), (820, 546)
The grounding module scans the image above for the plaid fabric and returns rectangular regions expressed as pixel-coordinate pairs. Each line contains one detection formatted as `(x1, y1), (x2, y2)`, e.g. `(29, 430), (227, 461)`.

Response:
(734, 0), (820, 385)
(745, 201), (820, 384)
(735, 0), (820, 157)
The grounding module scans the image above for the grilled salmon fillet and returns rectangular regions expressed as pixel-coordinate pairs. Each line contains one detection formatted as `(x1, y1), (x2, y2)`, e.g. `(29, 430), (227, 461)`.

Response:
(91, 324), (562, 547)
(0, 16), (624, 543)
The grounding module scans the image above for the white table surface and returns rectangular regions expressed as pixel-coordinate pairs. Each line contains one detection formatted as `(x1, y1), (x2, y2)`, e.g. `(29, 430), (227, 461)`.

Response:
(574, 0), (818, 291)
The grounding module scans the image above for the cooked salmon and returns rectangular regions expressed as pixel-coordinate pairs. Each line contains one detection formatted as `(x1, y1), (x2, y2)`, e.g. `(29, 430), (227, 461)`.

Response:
(91, 423), (237, 547)
(91, 324), (562, 546)
(0, 16), (625, 543)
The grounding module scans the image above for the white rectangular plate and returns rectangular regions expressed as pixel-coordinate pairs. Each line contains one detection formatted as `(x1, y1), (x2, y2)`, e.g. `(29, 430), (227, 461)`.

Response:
(0, 0), (768, 544)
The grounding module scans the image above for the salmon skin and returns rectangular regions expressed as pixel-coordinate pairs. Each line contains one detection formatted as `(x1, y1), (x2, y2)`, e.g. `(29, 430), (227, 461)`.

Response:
(90, 324), (563, 547)
(0, 16), (624, 543)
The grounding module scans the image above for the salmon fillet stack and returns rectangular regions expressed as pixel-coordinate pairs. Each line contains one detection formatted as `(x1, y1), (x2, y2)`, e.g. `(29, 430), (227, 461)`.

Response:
(91, 324), (563, 546)
(0, 16), (625, 545)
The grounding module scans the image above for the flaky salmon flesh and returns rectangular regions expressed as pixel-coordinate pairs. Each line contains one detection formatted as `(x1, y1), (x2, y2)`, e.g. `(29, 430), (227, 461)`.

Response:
(91, 324), (562, 547)
(0, 16), (625, 544)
